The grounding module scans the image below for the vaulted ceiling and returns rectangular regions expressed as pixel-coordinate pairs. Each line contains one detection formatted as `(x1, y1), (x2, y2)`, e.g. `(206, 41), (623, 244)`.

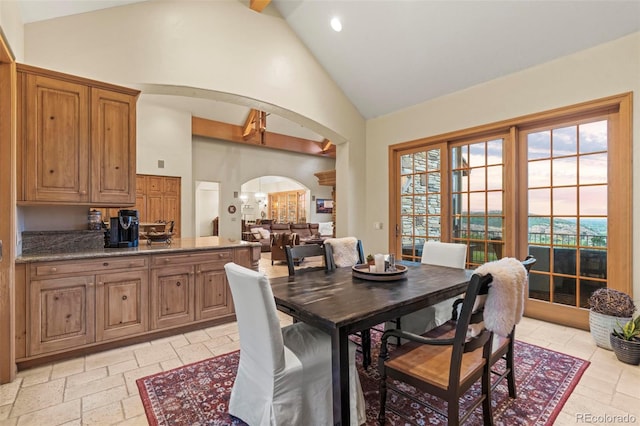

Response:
(16, 0), (640, 156)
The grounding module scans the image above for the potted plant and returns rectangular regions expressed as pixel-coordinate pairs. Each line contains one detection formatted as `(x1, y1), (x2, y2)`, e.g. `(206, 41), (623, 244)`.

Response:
(366, 254), (375, 266)
(610, 316), (640, 365)
(588, 288), (635, 350)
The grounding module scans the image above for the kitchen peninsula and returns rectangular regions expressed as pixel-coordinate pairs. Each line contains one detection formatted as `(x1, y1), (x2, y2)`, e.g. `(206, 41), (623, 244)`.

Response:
(15, 237), (260, 369)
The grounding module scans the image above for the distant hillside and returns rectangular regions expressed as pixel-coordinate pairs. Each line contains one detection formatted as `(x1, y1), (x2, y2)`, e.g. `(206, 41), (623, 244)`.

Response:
(466, 213), (607, 246)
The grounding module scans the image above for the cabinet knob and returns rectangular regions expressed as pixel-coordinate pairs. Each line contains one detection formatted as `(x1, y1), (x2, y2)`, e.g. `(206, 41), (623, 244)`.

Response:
(176, 281), (181, 287)
(122, 295), (128, 301)
(97, 282), (103, 286)
(88, 282), (94, 287)
(196, 270), (201, 274)
(80, 190), (87, 195)
(103, 262), (109, 267)
(164, 258), (170, 263)
(115, 166), (120, 170)
(50, 267), (57, 272)
(49, 169), (54, 174)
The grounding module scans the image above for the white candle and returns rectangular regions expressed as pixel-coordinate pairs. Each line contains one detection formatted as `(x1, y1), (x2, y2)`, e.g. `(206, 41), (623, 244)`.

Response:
(374, 253), (385, 273)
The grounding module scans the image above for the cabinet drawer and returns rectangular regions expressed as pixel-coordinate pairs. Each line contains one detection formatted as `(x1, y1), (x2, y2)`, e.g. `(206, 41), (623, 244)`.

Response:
(31, 256), (148, 278)
(151, 250), (232, 268)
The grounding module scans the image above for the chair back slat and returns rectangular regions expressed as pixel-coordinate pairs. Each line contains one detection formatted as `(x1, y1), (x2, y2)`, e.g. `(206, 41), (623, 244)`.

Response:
(285, 244), (329, 276)
(449, 273), (493, 385)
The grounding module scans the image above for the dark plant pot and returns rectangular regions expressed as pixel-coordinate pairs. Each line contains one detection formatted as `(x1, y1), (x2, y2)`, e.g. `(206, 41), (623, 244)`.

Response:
(610, 334), (640, 365)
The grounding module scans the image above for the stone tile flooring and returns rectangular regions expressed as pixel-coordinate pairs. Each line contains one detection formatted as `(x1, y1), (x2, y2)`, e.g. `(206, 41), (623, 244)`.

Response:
(1, 254), (638, 425)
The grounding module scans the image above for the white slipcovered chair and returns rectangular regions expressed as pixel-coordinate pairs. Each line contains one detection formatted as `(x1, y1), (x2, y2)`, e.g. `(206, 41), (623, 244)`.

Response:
(224, 262), (366, 425)
(390, 241), (468, 337)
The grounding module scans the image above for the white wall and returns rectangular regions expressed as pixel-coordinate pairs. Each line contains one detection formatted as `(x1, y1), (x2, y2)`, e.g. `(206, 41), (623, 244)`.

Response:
(136, 98), (193, 236)
(0, 1), (24, 61)
(193, 136), (334, 240)
(17, 0), (366, 240)
(366, 32), (640, 299)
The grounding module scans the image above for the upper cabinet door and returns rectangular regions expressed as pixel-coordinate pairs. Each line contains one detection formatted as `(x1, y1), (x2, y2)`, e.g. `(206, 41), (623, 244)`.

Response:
(24, 74), (90, 203)
(18, 63), (139, 206)
(90, 88), (137, 204)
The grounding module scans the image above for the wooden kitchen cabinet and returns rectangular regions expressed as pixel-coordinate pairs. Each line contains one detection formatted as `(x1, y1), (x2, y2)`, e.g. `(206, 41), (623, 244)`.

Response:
(150, 249), (233, 327)
(96, 269), (149, 341)
(27, 256), (148, 355)
(16, 243), (255, 366)
(17, 64), (139, 206)
(195, 261), (233, 321)
(29, 274), (96, 355)
(150, 264), (194, 329)
(96, 174), (181, 238)
(136, 174), (181, 238)
(90, 87), (137, 205)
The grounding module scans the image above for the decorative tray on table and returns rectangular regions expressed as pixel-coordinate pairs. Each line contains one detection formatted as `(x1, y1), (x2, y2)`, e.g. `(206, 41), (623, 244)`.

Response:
(351, 264), (408, 281)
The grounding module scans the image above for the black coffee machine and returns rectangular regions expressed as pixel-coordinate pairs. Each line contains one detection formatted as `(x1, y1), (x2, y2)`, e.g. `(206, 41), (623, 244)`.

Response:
(106, 209), (139, 248)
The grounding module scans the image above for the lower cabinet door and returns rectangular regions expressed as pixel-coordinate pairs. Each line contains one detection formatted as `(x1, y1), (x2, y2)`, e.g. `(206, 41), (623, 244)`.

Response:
(96, 270), (149, 341)
(150, 265), (194, 329)
(195, 262), (233, 320)
(29, 275), (95, 355)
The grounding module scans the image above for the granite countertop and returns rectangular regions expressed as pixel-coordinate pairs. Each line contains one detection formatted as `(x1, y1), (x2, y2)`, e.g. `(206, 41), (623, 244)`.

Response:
(16, 237), (260, 263)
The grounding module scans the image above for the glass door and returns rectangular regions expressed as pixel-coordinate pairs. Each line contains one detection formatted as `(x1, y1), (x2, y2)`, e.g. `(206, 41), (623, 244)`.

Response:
(451, 137), (506, 267)
(524, 119), (609, 309)
(397, 146), (445, 262)
(390, 95), (631, 329)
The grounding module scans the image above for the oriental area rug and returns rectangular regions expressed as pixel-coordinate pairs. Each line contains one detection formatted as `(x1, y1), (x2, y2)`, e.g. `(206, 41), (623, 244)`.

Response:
(137, 339), (589, 426)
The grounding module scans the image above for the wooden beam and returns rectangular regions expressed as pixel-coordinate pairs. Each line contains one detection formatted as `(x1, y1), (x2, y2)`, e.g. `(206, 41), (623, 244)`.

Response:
(242, 108), (258, 139)
(315, 170), (336, 186)
(193, 116), (336, 159)
(250, 0), (271, 12)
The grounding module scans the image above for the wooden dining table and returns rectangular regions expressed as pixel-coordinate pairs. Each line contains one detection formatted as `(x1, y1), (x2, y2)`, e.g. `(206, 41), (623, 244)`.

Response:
(269, 262), (474, 425)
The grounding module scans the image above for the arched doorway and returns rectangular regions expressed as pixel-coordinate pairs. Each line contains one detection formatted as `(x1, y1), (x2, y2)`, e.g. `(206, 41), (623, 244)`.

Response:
(240, 176), (309, 225)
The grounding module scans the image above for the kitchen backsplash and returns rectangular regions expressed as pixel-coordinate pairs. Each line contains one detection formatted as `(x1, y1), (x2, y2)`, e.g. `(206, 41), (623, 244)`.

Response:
(22, 230), (104, 255)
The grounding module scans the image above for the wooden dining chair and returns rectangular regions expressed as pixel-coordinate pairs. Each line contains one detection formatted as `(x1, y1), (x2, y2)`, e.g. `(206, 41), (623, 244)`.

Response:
(378, 272), (495, 426)
(284, 243), (330, 276)
(323, 237), (365, 269)
(449, 255), (535, 399)
(390, 241), (468, 345)
(323, 237), (373, 369)
(224, 262), (366, 425)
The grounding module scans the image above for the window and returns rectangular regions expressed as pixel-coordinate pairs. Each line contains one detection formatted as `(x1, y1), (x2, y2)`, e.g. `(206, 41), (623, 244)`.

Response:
(390, 94), (632, 328)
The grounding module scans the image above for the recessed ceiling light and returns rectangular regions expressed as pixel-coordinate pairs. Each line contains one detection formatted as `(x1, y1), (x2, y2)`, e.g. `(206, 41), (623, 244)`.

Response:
(330, 17), (342, 32)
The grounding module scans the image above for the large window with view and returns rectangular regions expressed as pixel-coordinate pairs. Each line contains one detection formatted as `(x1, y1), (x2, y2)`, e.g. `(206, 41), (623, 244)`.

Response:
(390, 94), (631, 329)
(525, 119), (608, 309)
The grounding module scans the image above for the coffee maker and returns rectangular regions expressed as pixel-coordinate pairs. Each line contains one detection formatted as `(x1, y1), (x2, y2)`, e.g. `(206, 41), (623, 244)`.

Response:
(106, 209), (139, 248)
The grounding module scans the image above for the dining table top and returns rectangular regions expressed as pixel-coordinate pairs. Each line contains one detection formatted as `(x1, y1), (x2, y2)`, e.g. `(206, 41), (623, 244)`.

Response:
(269, 262), (474, 334)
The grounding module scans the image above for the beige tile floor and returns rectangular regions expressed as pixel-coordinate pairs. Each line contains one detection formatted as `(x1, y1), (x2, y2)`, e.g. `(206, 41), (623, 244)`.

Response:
(1, 254), (639, 425)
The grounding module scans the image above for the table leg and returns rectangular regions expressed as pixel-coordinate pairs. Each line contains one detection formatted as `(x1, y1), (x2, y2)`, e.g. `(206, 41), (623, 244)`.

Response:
(331, 328), (351, 425)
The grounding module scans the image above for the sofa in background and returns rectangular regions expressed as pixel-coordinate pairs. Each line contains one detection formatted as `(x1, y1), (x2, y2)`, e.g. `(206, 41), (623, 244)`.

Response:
(243, 222), (332, 252)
